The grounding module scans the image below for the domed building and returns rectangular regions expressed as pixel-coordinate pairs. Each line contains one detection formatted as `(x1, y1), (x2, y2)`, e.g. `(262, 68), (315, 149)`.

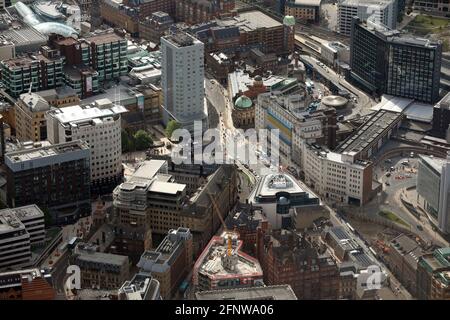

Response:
(232, 95), (255, 129)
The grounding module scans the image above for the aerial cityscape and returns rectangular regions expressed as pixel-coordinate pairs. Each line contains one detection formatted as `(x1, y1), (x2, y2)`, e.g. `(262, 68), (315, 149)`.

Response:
(0, 0), (450, 304)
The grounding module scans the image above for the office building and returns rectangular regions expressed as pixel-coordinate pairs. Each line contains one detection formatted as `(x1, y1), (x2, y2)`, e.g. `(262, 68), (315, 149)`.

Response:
(139, 11), (174, 44)
(257, 229), (340, 299)
(195, 284), (298, 300)
(63, 65), (100, 99)
(46, 101), (126, 193)
(0, 48), (64, 98)
(0, 211), (30, 271)
(118, 271), (161, 300)
(203, 10), (294, 55)
(72, 242), (130, 290)
(417, 247), (450, 300)
(350, 18), (442, 104)
(0, 268), (55, 300)
(193, 231), (264, 292)
(249, 173), (320, 229)
(417, 153), (450, 235)
(137, 227), (193, 299)
(161, 31), (208, 133)
(302, 143), (375, 206)
(285, 0), (321, 22)
(100, 0), (140, 36)
(432, 92), (450, 139)
(175, 0), (235, 24)
(113, 160), (238, 255)
(413, 0), (450, 16)
(387, 234), (426, 297)
(14, 92), (51, 142)
(0, 205), (45, 246)
(0, 205), (47, 271)
(5, 141), (91, 225)
(256, 91), (336, 168)
(50, 31), (128, 85)
(338, 0), (397, 36)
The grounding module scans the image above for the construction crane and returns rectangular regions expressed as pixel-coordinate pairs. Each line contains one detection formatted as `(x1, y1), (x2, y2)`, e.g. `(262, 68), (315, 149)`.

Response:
(207, 192), (233, 256)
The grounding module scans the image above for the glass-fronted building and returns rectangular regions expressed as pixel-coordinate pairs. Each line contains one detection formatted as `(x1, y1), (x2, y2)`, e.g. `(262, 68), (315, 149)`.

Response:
(350, 17), (442, 104)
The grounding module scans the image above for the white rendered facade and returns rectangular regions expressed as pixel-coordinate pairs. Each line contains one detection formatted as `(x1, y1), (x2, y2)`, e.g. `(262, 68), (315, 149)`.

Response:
(0, 211), (31, 271)
(302, 142), (373, 206)
(337, 0), (397, 36)
(46, 101), (126, 189)
(161, 32), (207, 133)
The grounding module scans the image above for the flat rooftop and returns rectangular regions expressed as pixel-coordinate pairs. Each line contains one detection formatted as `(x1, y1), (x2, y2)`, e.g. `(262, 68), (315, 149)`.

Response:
(340, 0), (393, 7)
(195, 285), (298, 300)
(76, 249), (128, 266)
(163, 32), (198, 47)
(83, 31), (125, 45)
(217, 10), (282, 31)
(6, 140), (89, 164)
(48, 104), (127, 124)
(132, 160), (167, 180)
(336, 109), (402, 154)
(1, 205), (44, 221)
(419, 154), (446, 174)
(258, 173), (304, 197)
(0, 211), (26, 234)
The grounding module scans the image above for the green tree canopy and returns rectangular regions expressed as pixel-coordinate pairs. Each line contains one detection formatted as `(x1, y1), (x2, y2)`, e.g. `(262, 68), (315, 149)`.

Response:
(165, 120), (182, 139)
(133, 130), (153, 151)
(121, 129), (135, 153)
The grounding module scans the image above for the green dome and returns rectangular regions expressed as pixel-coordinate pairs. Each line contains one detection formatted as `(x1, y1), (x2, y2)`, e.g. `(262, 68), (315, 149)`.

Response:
(234, 95), (253, 109)
(283, 15), (296, 26)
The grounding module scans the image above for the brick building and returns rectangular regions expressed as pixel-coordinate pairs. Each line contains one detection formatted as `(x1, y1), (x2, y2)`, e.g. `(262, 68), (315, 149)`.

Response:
(257, 229), (340, 299)
(176, 0), (235, 25)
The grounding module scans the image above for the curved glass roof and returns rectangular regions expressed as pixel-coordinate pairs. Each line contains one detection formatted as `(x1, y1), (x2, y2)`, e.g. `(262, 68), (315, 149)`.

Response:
(34, 22), (78, 37)
(14, 2), (79, 37)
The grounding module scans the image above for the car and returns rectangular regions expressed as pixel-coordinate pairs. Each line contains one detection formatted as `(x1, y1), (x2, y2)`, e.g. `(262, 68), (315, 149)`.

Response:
(385, 172), (391, 177)
(410, 152), (415, 158)
(390, 166), (395, 172)
(385, 182), (390, 186)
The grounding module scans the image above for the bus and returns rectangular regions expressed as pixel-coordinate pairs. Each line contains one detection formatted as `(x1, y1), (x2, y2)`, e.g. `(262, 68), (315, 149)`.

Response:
(346, 223), (355, 233)
(368, 247), (378, 258)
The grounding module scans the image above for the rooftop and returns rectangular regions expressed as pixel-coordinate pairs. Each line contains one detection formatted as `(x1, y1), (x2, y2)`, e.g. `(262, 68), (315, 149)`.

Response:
(5, 140), (89, 165)
(75, 244), (128, 266)
(18, 92), (50, 112)
(47, 103), (127, 125)
(0, 210), (26, 234)
(195, 285), (298, 300)
(336, 109), (403, 154)
(217, 10), (282, 31)
(83, 31), (125, 45)
(0, 205), (44, 221)
(419, 155), (447, 174)
(118, 272), (160, 300)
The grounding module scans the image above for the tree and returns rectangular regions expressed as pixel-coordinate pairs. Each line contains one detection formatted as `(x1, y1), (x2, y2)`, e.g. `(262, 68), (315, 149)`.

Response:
(133, 130), (153, 151)
(165, 120), (182, 139)
(121, 129), (135, 153)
